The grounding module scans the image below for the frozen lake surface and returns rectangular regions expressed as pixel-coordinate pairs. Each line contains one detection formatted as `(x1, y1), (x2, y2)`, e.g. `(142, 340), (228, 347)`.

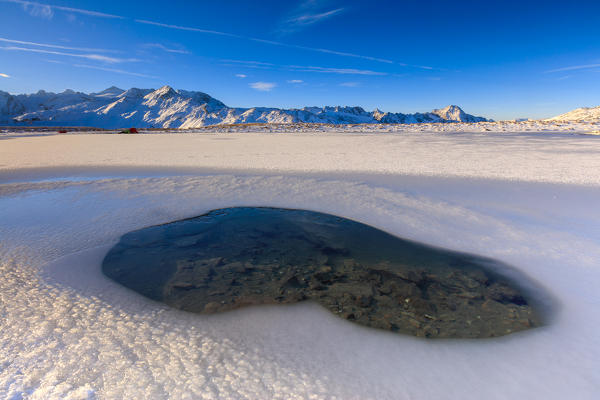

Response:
(1, 130), (599, 399)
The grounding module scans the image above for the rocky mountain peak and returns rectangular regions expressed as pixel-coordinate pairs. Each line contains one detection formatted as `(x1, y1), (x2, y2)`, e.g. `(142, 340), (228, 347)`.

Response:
(95, 86), (125, 97)
(154, 85), (177, 98)
(0, 85), (491, 127)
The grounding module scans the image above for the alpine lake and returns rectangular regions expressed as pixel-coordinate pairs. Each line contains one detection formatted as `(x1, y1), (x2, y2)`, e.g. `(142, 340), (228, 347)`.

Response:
(102, 207), (547, 338)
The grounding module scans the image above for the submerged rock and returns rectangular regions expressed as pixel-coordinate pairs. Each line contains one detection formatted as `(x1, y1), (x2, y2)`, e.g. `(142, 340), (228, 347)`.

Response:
(103, 207), (546, 338)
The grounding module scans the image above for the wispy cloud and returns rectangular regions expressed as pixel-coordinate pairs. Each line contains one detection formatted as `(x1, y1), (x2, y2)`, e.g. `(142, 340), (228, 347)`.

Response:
(220, 59), (275, 70)
(287, 79), (304, 83)
(1, 0), (124, 19)
(279, 8), (345, 35)
(276, 0), (345, 35)
(135, 18), (394, 64)
(250, 82), (276, 91)
(339, 81), (359, 87)
(135, 19), (240, 38)
(72, 64), (157, 78)
(289, 8), (344, 25)
(288, 65), (387, 75)
(545, 64), (600, 73)
(290, 45), (393, 64)
(0, 37), (120, 53)
(2, 1), (438, 70)
(0, 46), (137, 63)
(235, 74), (247, 78)
(222, 59), (389, 76)
(0, 73), (10, 78)
(222, 59), (275, 67)
(21, 0), (52, 18)
(142, 43), (190, 54)
(42, 58), (64, 64)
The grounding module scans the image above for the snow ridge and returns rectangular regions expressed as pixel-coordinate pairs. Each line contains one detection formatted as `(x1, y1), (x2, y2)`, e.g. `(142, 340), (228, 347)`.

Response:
(547, 106), (600, 122)
(0, 86), (489, 128)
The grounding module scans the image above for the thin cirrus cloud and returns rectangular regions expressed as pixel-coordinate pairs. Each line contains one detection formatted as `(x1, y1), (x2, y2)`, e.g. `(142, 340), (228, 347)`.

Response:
(235, 74), (247, 78)
(221, 59), (388, 76)
(73, 64), (157, 79)
(5, 1), (400, 66)
(142, 43), (190, 54)
(249, 82), (276, 91)
(339, 82), (359, 87)
(220, 59), (274, 70)
(0, 46), (138, 63)
(287, 79), (304, 83)
(2, 1), (438, 71)
(222, 59), (275, 67)
(289, 8), (344, 26)
(2, 1), (440, 70)
(545, 63), (600, 73)
(0, 37), (120, 53)
(0, 73), (10, 78)
(1, 0), (124, 19)
(288, 65), (387, 76)
(275, 0), (346, 35)
(278, 8), (345, 35)
(135, 18), (394, 65)
(135, 19), (241, 38)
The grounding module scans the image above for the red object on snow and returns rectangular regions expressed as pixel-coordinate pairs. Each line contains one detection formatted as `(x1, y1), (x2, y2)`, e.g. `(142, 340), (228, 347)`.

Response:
(58, 129), (68, 133)
(129, 127), (138, 133)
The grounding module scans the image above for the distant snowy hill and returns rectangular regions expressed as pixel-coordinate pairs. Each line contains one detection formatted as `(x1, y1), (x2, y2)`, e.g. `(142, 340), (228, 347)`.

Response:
(547, 106), (600, 122)
(0, 85), (490, 128)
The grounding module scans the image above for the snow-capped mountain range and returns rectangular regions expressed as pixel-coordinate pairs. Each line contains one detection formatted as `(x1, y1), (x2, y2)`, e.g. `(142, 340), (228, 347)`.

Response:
(0, 85), (491, 128)
(546, 106), (600, 122)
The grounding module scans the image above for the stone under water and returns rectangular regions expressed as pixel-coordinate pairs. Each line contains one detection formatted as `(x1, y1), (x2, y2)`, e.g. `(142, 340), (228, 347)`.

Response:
(102, 207), (546, 338)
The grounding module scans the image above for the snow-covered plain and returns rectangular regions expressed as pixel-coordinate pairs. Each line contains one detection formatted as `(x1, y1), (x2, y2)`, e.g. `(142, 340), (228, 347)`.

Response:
(1, 130), (600, 399)
(3, 118), (600, 136)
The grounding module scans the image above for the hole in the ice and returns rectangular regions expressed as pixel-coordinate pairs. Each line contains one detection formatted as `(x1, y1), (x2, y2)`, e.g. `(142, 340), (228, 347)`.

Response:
(102, 207), (546, 338)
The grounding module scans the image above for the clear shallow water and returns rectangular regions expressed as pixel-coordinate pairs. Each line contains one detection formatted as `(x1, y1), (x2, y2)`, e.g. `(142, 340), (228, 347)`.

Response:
(103, 207), (545, 338)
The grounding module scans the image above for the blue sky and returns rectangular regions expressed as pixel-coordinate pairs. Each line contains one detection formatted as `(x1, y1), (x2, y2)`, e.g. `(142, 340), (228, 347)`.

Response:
(0, 0), (599, 120)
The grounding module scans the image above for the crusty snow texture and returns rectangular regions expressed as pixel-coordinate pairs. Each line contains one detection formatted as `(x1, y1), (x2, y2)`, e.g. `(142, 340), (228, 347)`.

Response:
(1, 131), (600, 399)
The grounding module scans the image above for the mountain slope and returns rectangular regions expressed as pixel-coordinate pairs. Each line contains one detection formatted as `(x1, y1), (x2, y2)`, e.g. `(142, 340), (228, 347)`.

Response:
(547, 106), (600, 122)
(0, 86), (490, 128)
